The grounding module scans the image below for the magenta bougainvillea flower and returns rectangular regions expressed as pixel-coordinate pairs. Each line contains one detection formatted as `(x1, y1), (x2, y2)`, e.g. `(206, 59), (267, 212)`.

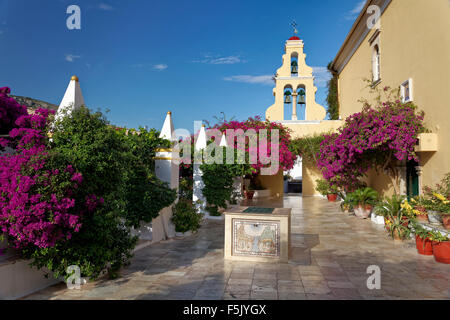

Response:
(317, 101), (425, 189)
(179, 116), (296, 173)
(0, 87), (101, 250)
(0, 87), (28, 135)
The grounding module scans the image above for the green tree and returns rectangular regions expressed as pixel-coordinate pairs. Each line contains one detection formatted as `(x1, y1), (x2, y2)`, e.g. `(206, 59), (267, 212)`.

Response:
(326, 62), (339, 120)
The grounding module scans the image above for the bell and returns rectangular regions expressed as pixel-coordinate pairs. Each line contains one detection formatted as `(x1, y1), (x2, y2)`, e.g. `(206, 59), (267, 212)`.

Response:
(298, 93), (306, 104)
(284, 92), (292, 104)
(291, 61), (298, 74)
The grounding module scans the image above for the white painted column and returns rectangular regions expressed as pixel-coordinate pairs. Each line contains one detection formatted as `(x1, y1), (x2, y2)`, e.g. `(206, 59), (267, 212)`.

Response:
(292, 92), (298, 120)
(132, 111), (179, 242)
(193, 125), (207, 217)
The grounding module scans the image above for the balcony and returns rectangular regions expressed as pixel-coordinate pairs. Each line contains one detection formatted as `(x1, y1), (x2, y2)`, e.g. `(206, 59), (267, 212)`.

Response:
(415, 133), (438, 152)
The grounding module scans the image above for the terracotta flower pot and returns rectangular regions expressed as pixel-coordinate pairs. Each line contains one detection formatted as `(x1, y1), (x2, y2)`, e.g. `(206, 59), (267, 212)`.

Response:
(354, 205), (371, 219)
(415, 236), (433, 255)
(401, 216), (410, 227)
(432, 241), (450, 264)
(442, 215), (450, 230)
(327, 194), (338, 202)
(416, 214), (429, 223)
(392, 229), (406, 240)
(244, 190), (255, 200)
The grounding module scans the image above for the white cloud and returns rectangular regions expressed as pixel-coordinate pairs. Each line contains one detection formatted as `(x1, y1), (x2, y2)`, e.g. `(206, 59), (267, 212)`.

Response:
(153, 64), (168, 71)
(345, 0), (366, 20)
(98, 3), (114, 11)
(312, 66), (332, 88)
(65, 54), (81, 62)
(223, 75), (274, 85)
(131, 63), (168, 71)
(194, 54), (244, 65)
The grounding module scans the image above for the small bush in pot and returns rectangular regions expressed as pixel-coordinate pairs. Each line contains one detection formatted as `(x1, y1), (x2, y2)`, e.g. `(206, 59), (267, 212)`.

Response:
(374, 195), (411, 240)
(338, 192), (354, 214)
(171, 199), (203, 234)
(421, 173), (450, 226)
(429, 231), (450, 264)
(350, 187), (379, 219)
(411, 222), (433, 255)
(410, 197), (429, 223)
(315, 179), (339, 202)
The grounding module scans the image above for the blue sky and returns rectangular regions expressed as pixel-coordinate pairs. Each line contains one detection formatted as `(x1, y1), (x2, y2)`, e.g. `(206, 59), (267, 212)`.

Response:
(0, 0), (366, 131)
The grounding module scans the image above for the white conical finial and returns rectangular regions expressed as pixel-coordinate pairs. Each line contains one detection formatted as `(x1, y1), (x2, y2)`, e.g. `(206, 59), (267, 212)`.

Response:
(219, 132), (228, 147)
(195, 125), (207, 151)
(159, 111), (176, 141)
(57, 75), (85, 116)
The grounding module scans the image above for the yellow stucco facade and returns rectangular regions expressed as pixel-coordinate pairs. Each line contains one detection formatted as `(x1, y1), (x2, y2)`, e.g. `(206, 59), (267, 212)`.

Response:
(331, 0), (450, 196)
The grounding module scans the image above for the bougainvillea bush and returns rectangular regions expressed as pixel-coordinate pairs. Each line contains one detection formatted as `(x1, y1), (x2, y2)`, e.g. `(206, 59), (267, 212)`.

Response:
(1, 88), (176, 280)
(317, 90), (425, 190)
(0, 87), (28, 135)
(34, 106), (175, 279)
(214, 116), (296, 173)
(0, 105), (83, 250)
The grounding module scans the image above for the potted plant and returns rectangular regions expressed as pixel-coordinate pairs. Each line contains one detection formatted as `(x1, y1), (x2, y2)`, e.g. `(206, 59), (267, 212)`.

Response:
(244, 187), (255, 200)
(351, 187), (379, 219)
(339, 192), (353, 214)
(315, 179), (339, 202)
(244, 176), (264, 199)
(374, 195), (411, 240)
(411, 222), (433, 255)
(429, 231), (450, 264)
(409, 197), (429, 223)
(171, 199), (203, 237)
(421, 174), (450, 226)
(442, 213), (450, 231)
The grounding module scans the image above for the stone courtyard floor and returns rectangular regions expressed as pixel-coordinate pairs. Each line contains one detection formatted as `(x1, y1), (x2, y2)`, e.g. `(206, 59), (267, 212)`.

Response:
(24, 196), (450, 300)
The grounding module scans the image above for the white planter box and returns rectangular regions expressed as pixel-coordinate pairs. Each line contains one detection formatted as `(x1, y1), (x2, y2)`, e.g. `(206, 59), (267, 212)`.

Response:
(175, 230), (192, 237)
(371, 213), (385, 225)
(253, 189), (271, 198)
(204, 214), (225, 221)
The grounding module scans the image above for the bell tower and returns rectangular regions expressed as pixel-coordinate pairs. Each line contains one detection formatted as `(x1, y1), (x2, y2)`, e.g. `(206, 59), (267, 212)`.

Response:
(266, 29), (326, 121)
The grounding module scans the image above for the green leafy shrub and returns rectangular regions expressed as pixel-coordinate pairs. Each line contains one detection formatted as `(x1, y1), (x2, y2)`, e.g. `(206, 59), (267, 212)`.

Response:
(24, 107), (176, 280)
(179, 176), (193, 201)
(200, 147), (248, 216)
(374, 195), (411, 240)
(116, 127), (176, 228)
(171, 199), (202, 233)
(349, 187), (379, 206)
(201, 162), (236, 216)
(315, 179), (339, 196)
(290, 133), (327, 165)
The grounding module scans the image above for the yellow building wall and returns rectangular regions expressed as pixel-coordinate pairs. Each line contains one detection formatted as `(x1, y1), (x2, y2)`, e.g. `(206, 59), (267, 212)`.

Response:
(302, 161), (324, 197)
(284, 121), (342, 139)
(337, 0), (450, 194)
(259, 169), (284, 198)
(260, 121), (343, 197)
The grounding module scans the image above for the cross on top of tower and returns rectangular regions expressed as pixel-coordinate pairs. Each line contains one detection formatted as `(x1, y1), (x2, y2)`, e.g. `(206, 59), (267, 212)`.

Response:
(289, 21), (300, 40)
(291, 21), (298, 35)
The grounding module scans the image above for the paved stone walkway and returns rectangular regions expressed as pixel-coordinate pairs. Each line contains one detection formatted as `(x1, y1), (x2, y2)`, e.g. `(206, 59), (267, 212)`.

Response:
(24, 196), (450, 300)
